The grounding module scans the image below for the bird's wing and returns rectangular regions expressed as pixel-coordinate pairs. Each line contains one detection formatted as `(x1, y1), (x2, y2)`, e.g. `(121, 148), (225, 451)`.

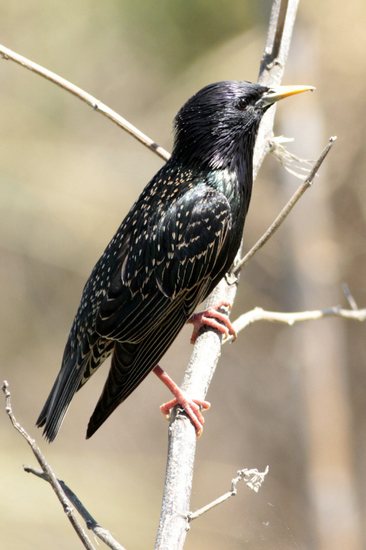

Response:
(87, 298), (189, 438)
(96, 185), (232, 342)
(85, 186), (233, 437)
(38, 184), (232, 440)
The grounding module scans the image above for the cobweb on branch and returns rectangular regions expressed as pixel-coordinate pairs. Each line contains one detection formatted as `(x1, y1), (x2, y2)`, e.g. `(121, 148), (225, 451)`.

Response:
(270, 136), (314, 180)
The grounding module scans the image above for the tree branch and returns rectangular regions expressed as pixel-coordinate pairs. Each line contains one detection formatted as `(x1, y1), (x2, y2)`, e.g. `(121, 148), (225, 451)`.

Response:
(254, 0), (300, 177)
(0, 44), (170, 162)
(155, 1), (304, 549)
(187, 467), (269, 522)
(226, 304), (366, 343)
(23, 465), (127, 550)
(232, 136), (337, 274)
(2, 381), (126, 550)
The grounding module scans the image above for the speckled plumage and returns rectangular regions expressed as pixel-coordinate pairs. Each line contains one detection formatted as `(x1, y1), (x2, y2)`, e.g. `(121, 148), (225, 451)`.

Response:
(37, 81), (274, 441)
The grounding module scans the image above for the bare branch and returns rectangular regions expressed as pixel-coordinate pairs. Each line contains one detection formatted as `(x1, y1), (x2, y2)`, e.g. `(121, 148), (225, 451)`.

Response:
(223, 305), (366, 344)
(2, 381), (97, 550)
(232, 136), (337, 274)
(3, 381), (128, 550)
(24, 466), (127, 550)
(155, 2), (303, 549)
(187, 467), (269, 522)
(254, 0), (300, 176)
(0, 43), (170, 162)
(342, 283), (359, 311)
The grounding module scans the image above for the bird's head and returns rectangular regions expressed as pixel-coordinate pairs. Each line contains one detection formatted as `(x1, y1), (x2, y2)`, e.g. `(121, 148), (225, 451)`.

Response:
(172, 80), (313, 173)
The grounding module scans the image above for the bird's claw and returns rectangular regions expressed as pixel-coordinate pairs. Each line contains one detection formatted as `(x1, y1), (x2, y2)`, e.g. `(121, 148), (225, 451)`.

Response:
(153, 365), (210, 437)
(160, 396), (211, 438)
(188, 301), (237, 344)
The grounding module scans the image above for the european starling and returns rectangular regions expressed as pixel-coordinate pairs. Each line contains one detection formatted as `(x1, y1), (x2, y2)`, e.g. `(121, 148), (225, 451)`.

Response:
(37, 81), (313, 441)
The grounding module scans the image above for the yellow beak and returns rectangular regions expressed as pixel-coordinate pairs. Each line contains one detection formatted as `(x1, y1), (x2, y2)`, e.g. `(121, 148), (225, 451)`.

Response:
(257, 85), (315, 108)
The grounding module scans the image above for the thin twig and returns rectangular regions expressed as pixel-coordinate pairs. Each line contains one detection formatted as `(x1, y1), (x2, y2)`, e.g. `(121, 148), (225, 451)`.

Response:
(187, 467), (269, 521)
(342, 283), (359, 311)
(223, 304), (366, 344)
(0, 44), (170, 162)
(2, 381), (97, 550)
(232, 136), (337, 274)
(23, 466), (127, 550)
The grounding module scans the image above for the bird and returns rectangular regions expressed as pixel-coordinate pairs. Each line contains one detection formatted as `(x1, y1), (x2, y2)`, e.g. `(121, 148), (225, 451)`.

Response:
(36, 80), (313, 442)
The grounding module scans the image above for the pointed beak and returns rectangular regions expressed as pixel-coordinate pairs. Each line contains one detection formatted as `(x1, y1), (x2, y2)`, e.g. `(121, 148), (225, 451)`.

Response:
(256, 85), (315, 108)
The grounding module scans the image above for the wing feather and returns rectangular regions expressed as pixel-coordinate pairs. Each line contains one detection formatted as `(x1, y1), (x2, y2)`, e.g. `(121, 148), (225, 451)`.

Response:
(96, 185), (231, 342)
(38, 171), (234, 440)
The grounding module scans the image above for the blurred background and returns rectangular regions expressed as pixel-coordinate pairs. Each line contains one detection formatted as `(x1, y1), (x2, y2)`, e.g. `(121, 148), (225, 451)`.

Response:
(1, 1), (365, 549)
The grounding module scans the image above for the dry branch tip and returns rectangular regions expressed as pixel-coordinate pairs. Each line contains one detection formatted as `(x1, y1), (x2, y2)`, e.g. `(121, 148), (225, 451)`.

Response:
(342, 283), (359, 311)
(187, 466), (269, 522)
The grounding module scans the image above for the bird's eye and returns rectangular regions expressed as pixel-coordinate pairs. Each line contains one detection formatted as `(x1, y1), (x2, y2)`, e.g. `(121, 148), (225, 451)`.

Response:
(236, 97), (247, 110)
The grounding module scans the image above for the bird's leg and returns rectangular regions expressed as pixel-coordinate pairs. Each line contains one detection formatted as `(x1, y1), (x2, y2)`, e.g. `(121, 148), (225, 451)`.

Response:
(187, 300), (237, 344)
(153, 365), (210, 438)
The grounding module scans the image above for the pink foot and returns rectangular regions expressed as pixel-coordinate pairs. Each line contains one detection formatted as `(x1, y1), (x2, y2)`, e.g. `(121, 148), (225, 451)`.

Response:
(187, 301), (237, 344)
(153, 365), (210, 438)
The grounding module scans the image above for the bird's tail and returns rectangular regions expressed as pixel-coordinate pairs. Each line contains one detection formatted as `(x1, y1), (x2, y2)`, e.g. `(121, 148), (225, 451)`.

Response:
(36, 350), (85, 442)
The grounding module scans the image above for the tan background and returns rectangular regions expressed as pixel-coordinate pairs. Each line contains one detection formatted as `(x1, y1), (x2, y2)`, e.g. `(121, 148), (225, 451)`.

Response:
(1, 1), (366, 549)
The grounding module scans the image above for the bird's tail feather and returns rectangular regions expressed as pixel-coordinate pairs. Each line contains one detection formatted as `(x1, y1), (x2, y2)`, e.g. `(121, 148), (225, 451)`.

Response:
(36, 354), (85, 442)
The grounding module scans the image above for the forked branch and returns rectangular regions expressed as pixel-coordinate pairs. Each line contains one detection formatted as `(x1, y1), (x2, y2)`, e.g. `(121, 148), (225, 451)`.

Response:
(187, 467), (269, 521)
(227, 304), (366, 343)
(2, 382), (97, 550)
(2, 382), (126, 550)
(232, 136), (337, 274)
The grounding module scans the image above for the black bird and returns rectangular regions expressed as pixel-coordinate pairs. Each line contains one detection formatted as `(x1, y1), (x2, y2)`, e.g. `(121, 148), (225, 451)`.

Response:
(37, 81), (313, 441)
